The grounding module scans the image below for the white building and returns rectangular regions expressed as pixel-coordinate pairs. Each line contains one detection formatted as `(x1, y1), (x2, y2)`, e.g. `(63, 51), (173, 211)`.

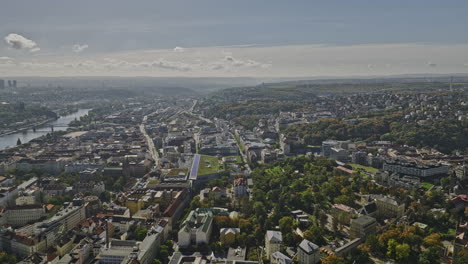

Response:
(271, 251), (292, 264)
(298, 239), (320, 264)
(265, 230), (282, 259)
(178, 209), (213, 248)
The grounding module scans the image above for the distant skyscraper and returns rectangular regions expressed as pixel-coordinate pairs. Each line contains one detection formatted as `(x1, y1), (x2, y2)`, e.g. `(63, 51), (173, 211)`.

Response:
(0, 79), (4, 89)
(7, 80), (17, 88)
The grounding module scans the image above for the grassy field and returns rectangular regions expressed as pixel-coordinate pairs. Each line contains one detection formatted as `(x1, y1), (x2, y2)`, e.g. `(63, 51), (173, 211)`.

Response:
(421, 182), (434, 190)
(148, 179), (161, 184)
(348, 163), (379, 174)
(224, 155), (243, 164)
(198, 155), (221, 175)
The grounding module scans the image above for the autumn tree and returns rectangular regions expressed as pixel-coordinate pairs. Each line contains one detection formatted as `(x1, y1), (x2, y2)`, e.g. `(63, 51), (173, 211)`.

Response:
(322, 255), (346, 264)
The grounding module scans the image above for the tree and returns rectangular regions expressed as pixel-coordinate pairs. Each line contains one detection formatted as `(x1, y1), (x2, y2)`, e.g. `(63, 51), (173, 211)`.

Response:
(457, 250), (468, 264)
(0, 252), (17, 264)
(365, 234), (380, 254)
(322, 255), (346, 264)
(349, 245), (370, 264)
(253, 201), (267, 221)
(304, 225), (326, 246)
(279, 216), (294, 234)
(239, 218), (253, 233)
(159, 245), (170, 262)
(423, 233), (442, 248)
(190, 196), (202, 210)
(16, 138), (22, 145)
(395, 243), (410, 262)
(136, 226), (148, 241)
(418, 247), (440, 264)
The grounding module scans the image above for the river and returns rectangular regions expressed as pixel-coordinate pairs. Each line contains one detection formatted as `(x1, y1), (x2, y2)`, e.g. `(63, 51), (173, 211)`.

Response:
(0, 109), (90, 150)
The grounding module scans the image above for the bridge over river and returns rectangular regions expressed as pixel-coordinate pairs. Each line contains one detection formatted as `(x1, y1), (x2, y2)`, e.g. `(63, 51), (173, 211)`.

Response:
(0, 109), (90, 150)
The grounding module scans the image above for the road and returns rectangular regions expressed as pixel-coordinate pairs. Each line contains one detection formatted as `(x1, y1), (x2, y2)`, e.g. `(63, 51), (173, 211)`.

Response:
(140, 112), (160, 166)
(231, 132), (251, 173)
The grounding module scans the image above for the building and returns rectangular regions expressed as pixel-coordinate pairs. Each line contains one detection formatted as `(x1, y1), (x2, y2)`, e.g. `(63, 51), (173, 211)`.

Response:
(321, 140), (339, 158)
(97, 240), (136, 264)
(455, 165), (468, 182)
(138, 232), (162, 264)
(382, 159), (449, 178)
(451, 195), (468, 212)
(233, 178), (247, 198)
(330, 147), (349, 163)
(350, 216), (377, 239)
(178, 209), (213, 248)
(0, 79), (4, 89)
(374, 195), (405, 219)
(227, 247), (247, 261)
(351, 151), (367, 165)
(271, 251), (292, 264)
(2, 205), (46, 227)
(331, 204), (358, 225)
(7, 80), (17, 88)
(335, 238), (362, 257)
(15, 192), (37, 206)
(73, 181), (105, 195)
(454, 222), (468, 263)
(297, 239), (320, 264)
(220, 228), (240, 245)
(357, 202), (378, 218)
(265, 231), (282, 259)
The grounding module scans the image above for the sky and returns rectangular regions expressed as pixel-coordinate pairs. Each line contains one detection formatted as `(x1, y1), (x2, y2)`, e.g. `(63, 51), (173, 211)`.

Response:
(0, 0), (467, 78)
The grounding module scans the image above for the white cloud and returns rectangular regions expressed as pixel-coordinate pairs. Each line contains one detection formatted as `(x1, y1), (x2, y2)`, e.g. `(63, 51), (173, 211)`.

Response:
(72, 44), (89, 53)
(1, 43), (467, 77)
(173, 46), (185, 52)
(210, 64), (224, 70)
(4, 33), (40, 52)
(0, 56), (12, 60)
(223, 55), (270, 68)
(150, 59), (192, 71)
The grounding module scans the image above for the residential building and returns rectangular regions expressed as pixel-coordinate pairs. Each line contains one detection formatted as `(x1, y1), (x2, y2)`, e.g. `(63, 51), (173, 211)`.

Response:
(350, 216), (377, 239)
(382, 159), (449, 178)
(178, 209), (213, 247)
(321, 140), (338, 158)
(330, 147), (349, 163)
(271, 251), (292, 264)
(265, 231), (282, 260)
(351, 151), (367, 165)
(454, 222), (468, 264)
(374, 195), (405, 219)
(220, 228), (240, 245)
(297, 239), (320, 264)
(2, 205), (46, 227)
(233, 178), (247, 198)
(331, 204), (358, 225)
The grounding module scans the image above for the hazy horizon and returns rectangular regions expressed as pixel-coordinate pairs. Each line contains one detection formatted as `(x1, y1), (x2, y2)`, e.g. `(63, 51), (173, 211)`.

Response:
(1, 0), (467, 77)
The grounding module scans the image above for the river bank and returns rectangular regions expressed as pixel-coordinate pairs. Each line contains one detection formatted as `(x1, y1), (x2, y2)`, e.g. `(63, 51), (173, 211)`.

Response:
(0, 109), (90, 150)
(0, 117), (58, 137)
